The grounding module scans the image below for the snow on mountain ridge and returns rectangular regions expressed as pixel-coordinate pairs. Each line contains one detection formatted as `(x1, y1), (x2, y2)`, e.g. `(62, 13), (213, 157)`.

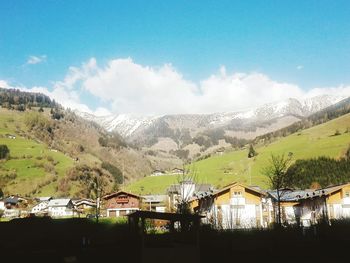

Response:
(77, 94), (347, 138)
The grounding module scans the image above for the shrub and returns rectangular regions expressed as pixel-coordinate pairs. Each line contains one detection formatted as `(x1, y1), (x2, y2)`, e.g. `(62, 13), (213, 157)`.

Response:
(0, 145), (10, 159)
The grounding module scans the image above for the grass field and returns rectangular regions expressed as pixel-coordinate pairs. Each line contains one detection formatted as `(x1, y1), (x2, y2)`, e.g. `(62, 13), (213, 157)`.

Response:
(0, 109), (74, 196)
(126, 113), (350, 194)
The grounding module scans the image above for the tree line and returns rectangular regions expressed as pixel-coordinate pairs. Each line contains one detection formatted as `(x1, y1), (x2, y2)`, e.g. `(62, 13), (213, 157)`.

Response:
(285, 155), (350, 189)
(0, 88), (57, 110)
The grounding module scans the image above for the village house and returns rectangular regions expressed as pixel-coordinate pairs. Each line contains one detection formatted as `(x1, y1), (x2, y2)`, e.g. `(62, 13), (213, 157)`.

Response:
(72, 198), (96, 215)
(150, 170), (166, 176)
(47, 198), (75, 217)
(267, 189), (314, 226)
(5, 133), (16, 139)
(103, 191), (141, 217)
(315, 183), (350, 220)
(31, 197), (52, 215)
(294, 183), (350, 225)
(167, 180), (213, 212)
(191, 182), (269, 229)
(141, 195), (167, 212)
(2, 196), (28, 218)
(170, 168), (184, 175)
(266, 183), (350, 226)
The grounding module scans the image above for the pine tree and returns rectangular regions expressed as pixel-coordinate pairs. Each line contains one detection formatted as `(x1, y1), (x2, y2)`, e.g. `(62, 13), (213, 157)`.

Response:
(248, 144), (257, 158)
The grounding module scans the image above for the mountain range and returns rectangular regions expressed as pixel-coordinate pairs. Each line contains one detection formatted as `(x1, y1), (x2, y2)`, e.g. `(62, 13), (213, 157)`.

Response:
(77, 94), (348, 157)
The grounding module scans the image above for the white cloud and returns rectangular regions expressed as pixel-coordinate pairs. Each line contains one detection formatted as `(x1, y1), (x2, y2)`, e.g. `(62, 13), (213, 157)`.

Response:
(27, 55), (47, 65)
(2, 57), (350, 116)
(0, 79), (110, 116)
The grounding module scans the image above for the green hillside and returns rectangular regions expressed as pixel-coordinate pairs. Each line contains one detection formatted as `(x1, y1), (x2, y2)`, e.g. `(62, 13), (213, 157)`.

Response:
(0, 108), (75, 196)
(126, 113), (350, 194)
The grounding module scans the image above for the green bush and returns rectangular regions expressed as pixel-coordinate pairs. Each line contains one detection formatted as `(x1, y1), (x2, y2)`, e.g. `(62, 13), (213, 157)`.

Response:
(0, 144), (10, 159)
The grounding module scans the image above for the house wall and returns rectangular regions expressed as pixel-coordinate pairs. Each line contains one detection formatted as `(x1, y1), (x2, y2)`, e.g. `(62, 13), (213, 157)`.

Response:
(31, 202), (48, 213)
(105, 194), (140, 210)
(105, 193), (140, 217)
(206, 185), (264, 229)
(327, 187), (350, 219)
(48, 207), (74, 217)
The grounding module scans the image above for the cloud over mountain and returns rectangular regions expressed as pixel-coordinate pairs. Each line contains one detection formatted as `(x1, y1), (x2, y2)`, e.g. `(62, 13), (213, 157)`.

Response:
(2, 57), (350, 115)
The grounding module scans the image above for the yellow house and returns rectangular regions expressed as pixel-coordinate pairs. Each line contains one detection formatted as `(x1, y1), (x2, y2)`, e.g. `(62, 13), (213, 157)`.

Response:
(192, 182), (269, 229)
(267, 183), (350, 226)
(305, 183), (350, 222)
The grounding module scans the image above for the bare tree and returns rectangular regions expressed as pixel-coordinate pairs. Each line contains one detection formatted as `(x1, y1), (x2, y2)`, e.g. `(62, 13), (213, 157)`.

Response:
(176, 164), (198, 214)
(263, 153), (293, 227)
(89, 167), (109, 223)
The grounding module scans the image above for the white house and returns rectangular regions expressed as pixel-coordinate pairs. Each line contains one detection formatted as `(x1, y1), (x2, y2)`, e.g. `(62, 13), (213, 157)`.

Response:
(31, 202), (49, 215)
(150, 170), (166, 176)
(47, 199), (75, 217)
(170, 168), (184, 175)
(31, 197), (52, 215)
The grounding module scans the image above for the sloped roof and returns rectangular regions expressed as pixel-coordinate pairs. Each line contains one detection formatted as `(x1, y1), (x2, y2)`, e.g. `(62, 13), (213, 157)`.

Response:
(267, 189), (314, 202)
(214, 182), (266, 197)
(103, 190), (141, 200)
(36, 197), (52, 202)
(267, 183), (350, 202)
(167, 183), (212, 194)
(4, 197), (19, 204)
(142, 195), (167, 203)
(316, 182), (350, 196)
(48, 199), (72, 207)
(73, 198), (96, 206)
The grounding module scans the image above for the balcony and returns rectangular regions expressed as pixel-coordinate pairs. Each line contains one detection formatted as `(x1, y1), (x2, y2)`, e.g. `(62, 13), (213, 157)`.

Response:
(230, 197), (245, 206)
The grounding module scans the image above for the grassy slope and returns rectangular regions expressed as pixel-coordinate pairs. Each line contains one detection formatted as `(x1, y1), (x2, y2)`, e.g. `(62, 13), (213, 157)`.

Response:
(127, 113), (350, 194)
(0, 109), (74, 196)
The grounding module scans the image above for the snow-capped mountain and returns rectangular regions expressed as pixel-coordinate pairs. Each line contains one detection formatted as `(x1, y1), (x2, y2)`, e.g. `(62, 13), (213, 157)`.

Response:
(77, 94), (347, 143)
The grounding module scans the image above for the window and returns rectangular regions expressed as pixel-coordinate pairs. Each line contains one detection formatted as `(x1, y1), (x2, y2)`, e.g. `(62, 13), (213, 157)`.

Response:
(345, 191), (350, 198)
(233, 191), (242, 196)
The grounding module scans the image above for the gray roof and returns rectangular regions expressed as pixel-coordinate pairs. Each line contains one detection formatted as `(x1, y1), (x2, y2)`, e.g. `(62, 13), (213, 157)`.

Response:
(36, 197), (52, 202)
(167, 183), (213, 194)
(4, 197), (19, 204)
(142, 195), (167, 203)
(267, 189), (315, 202)
(48, 199), (72, 207)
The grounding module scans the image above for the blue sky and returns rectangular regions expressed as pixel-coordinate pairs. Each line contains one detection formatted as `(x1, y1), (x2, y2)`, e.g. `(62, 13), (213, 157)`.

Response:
(1, 1), (350, 115)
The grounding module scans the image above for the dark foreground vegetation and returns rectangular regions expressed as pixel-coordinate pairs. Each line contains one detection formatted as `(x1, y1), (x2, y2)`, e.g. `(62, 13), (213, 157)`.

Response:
(1, 218), (350, 263)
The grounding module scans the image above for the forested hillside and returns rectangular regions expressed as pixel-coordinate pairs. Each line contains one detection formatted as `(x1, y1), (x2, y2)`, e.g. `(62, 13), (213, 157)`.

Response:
(0, 88), (153, 198)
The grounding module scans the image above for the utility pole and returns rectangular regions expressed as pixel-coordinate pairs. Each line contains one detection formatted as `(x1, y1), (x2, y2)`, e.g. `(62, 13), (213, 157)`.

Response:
(122, 160), (125, 190)
(95, 175), (100, 224)
(248, 162), (252, 185)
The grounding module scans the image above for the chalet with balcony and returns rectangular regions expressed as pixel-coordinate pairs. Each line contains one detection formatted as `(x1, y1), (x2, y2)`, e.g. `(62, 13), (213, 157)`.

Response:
(192, 182), (268, 229)
(103, 191), (141, 217)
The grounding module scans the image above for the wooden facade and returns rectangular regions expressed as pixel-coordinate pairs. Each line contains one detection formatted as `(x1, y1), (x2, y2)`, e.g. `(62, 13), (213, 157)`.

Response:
(104, 191), (141, 217)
